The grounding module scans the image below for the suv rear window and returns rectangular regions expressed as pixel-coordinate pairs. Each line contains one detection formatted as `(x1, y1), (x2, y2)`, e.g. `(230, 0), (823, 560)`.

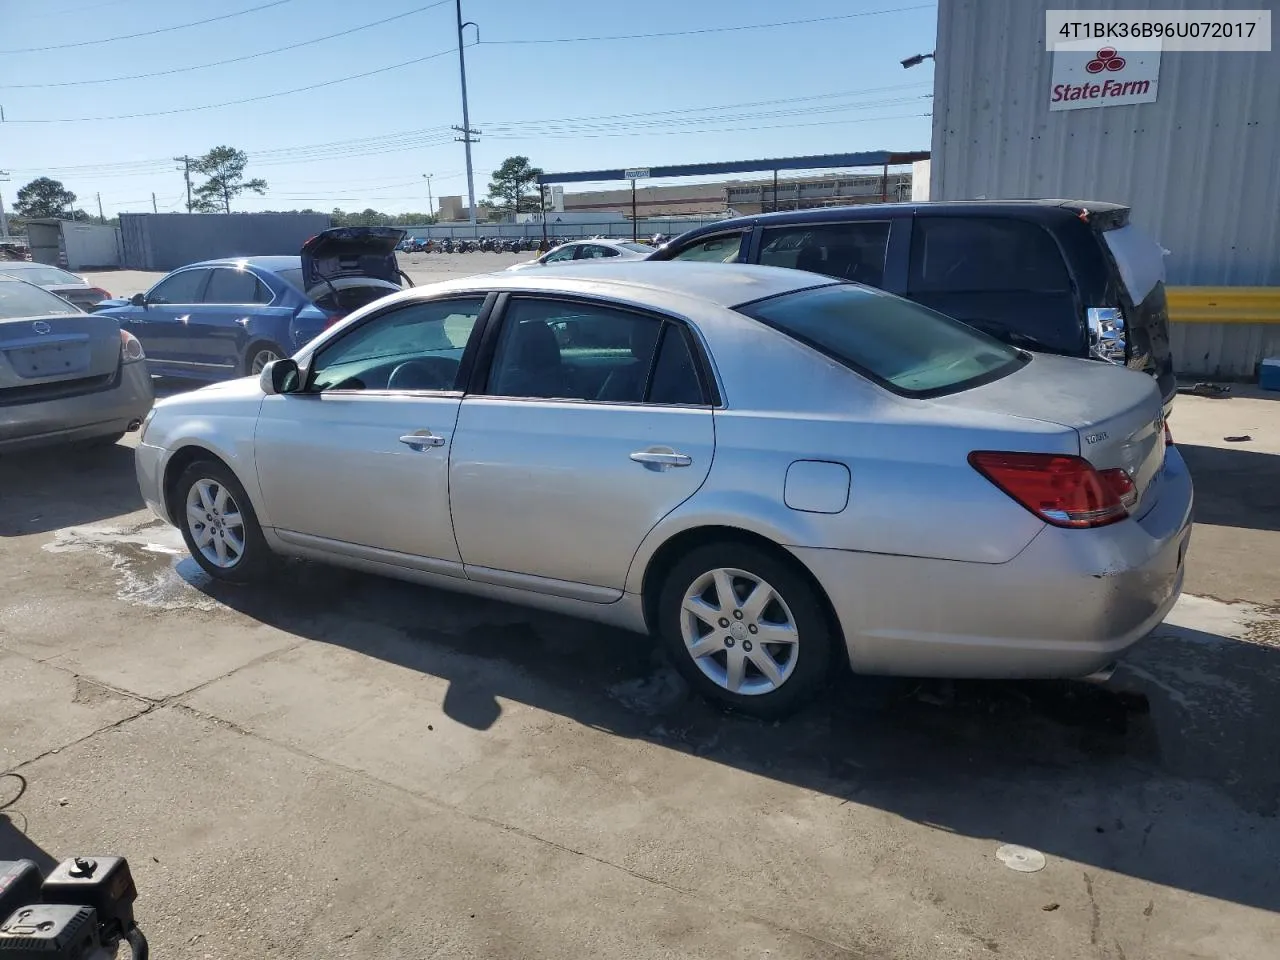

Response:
(909, 217), (1070, 293)
(738, 284), (1024, 397)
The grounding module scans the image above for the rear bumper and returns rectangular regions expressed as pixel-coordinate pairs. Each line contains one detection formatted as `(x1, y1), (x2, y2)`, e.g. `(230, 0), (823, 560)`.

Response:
(0, 362), (154, 452)
(793, 447), (1194, 679)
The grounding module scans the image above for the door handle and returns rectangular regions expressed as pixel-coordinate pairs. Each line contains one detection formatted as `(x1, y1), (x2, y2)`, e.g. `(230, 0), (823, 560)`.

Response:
(400, 432), (446, 450)
(630, 450), (693, 468)
(177, 315), (190, 325)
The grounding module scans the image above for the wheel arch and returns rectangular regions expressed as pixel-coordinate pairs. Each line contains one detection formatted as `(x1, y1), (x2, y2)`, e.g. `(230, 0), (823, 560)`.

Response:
(637, 524), (845, 659)
(161, 444), (239, 527)
(241, 337), (287, 376)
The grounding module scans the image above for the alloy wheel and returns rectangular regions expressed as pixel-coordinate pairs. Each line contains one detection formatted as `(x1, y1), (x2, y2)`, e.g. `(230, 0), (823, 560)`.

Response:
(250, 348), (281, 375)
(185, 478), (246, 569)
(679, 567), (800, 695)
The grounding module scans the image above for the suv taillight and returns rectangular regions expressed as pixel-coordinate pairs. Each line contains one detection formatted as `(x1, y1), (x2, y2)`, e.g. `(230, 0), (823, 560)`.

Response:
(968, 451), (1133, 528)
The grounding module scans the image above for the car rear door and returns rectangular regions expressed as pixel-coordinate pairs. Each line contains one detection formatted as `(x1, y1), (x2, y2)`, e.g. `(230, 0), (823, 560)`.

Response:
(449, 294), (715, 597)
(193, 267), (290, 372)
(904, 216), (1084, 356)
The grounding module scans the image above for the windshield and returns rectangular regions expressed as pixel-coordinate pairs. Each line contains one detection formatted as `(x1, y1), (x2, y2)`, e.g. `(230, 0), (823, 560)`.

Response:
(0, 279), (84, 319)
(2, 265), (83, 286)
(738, 283), (1024, 397)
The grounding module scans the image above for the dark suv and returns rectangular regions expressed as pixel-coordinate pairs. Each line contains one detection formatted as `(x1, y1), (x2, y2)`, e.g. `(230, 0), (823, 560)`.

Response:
(649, 200), (1175, 413)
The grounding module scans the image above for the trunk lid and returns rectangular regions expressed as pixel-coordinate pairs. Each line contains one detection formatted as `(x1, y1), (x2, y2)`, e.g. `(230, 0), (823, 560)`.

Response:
(300, 226), (406, 291)
(935, 352), (1167, 515)
(0, 314), (122, 390)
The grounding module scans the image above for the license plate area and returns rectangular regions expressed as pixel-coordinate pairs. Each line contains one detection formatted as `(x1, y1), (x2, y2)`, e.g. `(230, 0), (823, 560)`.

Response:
(6, 343), (91, 378)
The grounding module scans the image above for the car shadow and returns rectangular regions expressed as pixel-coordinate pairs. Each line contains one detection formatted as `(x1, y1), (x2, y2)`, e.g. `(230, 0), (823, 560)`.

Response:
(1179, 442), (1280, 532)
(187, 557), (1280, 916)
(0, 443), (143, 536)
(0, 773), (57, 873)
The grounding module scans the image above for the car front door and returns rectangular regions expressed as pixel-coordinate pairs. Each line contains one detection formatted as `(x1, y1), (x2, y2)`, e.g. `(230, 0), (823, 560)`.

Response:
(253, 295), (490, 571)
(193, 267), (287, 372)
(449, 295), (715, 598)
(131, 268), (211, 363)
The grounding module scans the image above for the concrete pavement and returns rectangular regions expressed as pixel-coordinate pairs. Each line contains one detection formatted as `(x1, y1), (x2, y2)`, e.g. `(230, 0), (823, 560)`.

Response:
(3, 343), (1279, 957)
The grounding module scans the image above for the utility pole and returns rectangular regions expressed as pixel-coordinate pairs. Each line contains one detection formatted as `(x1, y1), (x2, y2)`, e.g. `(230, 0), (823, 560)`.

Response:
(174, 155), (193, 212)
(0, 170), (10, 240)
(454, 0), (480, 226)
(96, 192), (105, 223)
(422, 173), (434, 220)
(151, 193), (157, 213)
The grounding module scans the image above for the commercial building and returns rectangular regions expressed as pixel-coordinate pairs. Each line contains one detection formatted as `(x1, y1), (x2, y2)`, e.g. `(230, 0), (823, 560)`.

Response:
(929, 0), (1279, 376)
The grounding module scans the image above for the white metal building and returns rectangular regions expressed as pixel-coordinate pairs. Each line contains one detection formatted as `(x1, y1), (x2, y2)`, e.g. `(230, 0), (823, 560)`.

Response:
(930, 0), (1280, 287)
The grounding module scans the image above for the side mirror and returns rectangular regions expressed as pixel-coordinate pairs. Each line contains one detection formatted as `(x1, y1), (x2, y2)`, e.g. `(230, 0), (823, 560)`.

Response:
(259, 357), (301, 395)
(130, 292), (146, 307)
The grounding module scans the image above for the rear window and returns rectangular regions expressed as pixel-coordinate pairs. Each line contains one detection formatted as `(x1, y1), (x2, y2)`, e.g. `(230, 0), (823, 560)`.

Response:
(3, 265), (82, 286)
(1103, 223), (1166, 304)
(908, 217), (1070, 293)
(738, 284), (1024, 397)
(0, 279), (83, 318)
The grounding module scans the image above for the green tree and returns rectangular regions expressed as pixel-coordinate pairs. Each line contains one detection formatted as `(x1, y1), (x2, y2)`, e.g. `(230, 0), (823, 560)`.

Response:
(14, 177), (86, 219)
(191, 146), (267, 213)
(485, 156), (544, 216)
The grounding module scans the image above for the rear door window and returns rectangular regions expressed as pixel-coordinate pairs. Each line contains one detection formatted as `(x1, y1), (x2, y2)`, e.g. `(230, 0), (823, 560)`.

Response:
(203, 268), (270, 304)
(760, 221), (891, 287)
(669, 232), (745, 263)
(908, 218), (1070, 293)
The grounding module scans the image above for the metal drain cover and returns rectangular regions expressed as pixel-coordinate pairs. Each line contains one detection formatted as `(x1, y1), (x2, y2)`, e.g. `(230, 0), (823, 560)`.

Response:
(996, 844), (1047, 873)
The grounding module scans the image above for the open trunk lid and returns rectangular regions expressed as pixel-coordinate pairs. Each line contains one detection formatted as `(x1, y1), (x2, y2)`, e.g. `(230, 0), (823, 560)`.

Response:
(300, 226), (406, 291)
(0, 313), (122, 391)
(935, 352), (1167, 515)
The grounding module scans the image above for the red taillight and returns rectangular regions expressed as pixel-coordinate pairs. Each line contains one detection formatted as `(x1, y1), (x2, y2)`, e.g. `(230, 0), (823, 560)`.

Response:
(1164, 419), (1174, 447)
(968, 451), (1131, 528)
(86, 287), (112, 300)
(324, 314), (346, 329)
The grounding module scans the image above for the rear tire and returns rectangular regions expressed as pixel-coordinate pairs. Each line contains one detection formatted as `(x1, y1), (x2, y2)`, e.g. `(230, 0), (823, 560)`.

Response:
(657, 542), (834, 719)
(244, 342), (285, 377)
(174, 459), (273, 583)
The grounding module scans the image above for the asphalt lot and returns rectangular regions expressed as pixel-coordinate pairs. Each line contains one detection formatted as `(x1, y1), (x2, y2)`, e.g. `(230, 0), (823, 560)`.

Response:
(3, 260), (1279, 958)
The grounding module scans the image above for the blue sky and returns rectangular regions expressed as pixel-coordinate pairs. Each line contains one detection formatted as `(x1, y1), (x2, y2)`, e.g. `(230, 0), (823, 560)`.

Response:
(0, 0), (937, 217)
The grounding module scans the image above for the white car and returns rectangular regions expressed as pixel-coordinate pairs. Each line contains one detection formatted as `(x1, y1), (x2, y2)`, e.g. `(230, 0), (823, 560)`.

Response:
(0, 261), (113, 311)
(507, 239), (653, 271)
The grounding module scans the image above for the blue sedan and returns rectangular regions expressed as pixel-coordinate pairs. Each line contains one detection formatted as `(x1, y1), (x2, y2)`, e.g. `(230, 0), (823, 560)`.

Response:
(94, 228), (406, 381)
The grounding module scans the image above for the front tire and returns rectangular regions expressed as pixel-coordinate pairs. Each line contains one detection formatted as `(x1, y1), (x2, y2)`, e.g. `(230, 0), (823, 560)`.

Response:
(657, 542), (834, 719)
(175, 459), (272, 583)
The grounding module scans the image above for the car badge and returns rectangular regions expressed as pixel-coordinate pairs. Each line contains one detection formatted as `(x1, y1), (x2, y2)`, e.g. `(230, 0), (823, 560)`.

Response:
(32, 320), (51, 335)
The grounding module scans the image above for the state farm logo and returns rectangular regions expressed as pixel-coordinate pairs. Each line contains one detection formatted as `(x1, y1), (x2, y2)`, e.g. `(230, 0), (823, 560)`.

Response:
(1050, 45), (1158, 110)
(1086, 47), (1126, 73)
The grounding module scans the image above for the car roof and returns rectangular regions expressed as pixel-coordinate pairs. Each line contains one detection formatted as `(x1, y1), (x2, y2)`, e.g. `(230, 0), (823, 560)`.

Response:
(183, 255), (302, 272)
(431, 261), (836, 309)
(680, 199), (1130, 233)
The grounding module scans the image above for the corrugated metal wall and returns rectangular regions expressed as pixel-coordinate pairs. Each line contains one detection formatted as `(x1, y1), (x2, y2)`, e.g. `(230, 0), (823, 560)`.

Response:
(119, 213), (331, 271)
(931, 0), (1280, 286)
(930, 0), (1280, 377)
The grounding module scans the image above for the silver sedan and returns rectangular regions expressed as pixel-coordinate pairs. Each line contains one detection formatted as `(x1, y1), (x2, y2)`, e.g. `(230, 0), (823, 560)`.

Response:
(506, 239), (652, 271)
(135, 263), (1192, 717)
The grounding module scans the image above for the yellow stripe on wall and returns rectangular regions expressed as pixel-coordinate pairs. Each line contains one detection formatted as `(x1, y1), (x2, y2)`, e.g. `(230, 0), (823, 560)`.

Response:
(1166, 287), (1280, 325)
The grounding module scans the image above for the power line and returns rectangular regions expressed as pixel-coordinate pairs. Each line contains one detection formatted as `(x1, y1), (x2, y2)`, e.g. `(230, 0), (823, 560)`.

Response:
(2, 47), (463, 123)
(485, 111), (933, 142)
(0, 0), (297, 54)
(479, 4), (935, 46)
(0, 2), (451, 89)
